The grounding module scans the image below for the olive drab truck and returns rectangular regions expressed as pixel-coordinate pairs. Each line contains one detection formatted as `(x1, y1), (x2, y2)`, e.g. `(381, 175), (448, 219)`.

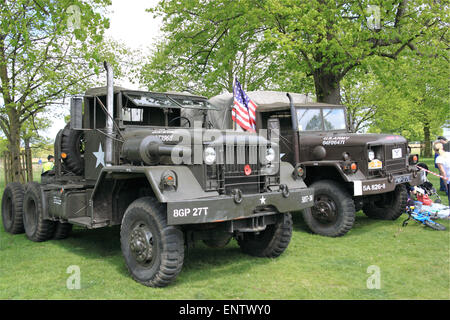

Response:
(1, 63), (314, 287)
(208, 91), (425, 237)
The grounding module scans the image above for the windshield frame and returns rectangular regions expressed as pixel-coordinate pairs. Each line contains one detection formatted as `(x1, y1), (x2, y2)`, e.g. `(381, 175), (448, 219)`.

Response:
(294, 106), (349, 133)
(123, 90), (220, 111)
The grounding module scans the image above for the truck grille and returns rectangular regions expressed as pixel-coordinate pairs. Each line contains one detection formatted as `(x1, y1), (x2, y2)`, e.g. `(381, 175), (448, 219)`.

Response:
(366, 143), (408, 177)
(204, 144), (266, 194)
(223, 145), (263, 194)
(384, 144), (407, 173)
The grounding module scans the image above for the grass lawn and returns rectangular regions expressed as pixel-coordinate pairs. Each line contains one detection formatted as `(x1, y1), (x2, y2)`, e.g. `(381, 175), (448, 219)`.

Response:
(0, 159), (448, 299)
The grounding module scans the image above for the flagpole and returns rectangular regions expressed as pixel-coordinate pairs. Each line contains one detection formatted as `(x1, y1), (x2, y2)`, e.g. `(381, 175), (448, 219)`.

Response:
(232, 76), (236, 131)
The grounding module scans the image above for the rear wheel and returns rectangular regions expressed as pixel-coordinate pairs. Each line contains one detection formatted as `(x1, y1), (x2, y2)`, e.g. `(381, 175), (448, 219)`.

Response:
(237, 212), (293, 258)
(303, 180), (355, 237)
(22, 182), (56, 242)
(120, 197), (184, 287)
(1, 182), (25, 234)
(53, 222), (72, 240)
(363, 184), (408, 220)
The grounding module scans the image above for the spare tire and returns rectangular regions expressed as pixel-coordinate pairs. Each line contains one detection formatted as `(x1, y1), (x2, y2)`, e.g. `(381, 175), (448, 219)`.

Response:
(61, 123), (85, 175)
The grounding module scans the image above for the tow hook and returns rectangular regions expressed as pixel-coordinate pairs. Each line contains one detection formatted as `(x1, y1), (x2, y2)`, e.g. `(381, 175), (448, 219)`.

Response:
(231, 188), (243, 204)
(280, 184), (290, 198)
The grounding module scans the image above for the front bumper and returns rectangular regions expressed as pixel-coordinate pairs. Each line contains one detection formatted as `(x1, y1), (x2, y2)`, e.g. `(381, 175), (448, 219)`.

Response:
(167, 187), (314, 225)
(353, 169), (425, 196)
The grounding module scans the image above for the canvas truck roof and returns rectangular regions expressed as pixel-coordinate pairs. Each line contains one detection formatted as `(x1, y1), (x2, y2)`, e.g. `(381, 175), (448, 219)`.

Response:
(207, 90), (343, 129)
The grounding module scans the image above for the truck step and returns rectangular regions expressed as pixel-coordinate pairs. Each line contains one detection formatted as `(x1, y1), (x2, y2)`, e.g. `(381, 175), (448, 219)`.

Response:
(67, 217), (109, 229)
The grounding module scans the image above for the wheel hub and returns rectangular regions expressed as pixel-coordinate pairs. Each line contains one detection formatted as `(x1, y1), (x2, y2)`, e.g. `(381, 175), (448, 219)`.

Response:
(312, 195), (338, 224)
(130, 224), (153, 265)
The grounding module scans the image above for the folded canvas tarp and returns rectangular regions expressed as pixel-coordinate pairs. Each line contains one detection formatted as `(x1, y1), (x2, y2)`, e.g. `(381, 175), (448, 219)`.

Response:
(207, 91), (314, 130)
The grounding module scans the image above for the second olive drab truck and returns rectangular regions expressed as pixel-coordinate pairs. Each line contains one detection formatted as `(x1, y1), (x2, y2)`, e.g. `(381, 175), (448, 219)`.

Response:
(1, 63), (314, 287)
(208, 91), (425, 237)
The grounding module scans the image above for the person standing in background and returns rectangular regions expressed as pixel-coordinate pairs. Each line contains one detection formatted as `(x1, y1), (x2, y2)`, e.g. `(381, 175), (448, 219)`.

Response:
(435, 136), (449, 193)
(42, 155), (54, 173)
(434, 142), (450, 204)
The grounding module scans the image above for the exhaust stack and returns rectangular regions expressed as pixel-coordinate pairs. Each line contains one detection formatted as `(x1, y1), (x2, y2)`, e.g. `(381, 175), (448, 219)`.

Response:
(286, 93), (300, 164)
(104, 61), (114, 166)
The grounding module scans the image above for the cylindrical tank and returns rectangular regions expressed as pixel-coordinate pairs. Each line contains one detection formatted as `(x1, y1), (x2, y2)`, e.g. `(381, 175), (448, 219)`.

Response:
(122, 135), (191, 165)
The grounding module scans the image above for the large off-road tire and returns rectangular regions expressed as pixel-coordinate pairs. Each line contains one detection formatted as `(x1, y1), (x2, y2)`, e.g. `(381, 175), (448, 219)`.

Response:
(303, 180), (355, 237)
(61, 123), (85, 175)
(1, 182), (25, 234)
(22, 182), (56, 242)
(120, 197), (184, 287)
(363, 184), (408, 220)
(53, 222), (72, 240)
(237, 212), (293, 258)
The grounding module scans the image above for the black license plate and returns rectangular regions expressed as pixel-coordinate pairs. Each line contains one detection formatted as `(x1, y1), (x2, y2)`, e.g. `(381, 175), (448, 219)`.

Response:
(394, 174), (411, 184)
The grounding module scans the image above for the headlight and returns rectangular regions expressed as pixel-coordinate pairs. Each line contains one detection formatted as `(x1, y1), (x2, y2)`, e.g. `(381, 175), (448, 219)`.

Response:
(203, 147), (216, 165)
(368, 150), (375, 161)
(265, 147), (276, 163)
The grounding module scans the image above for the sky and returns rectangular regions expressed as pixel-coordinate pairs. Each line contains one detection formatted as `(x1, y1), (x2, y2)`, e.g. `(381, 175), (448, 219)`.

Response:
(43, 0), (162, 139)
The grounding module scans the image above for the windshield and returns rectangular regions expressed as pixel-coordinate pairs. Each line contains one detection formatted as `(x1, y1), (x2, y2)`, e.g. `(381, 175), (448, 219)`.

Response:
(296, 109), (322, 131)
(323, 108), (346, 130)
(296, 107), (347, 131)
(124, 92), (180, 108)
(171, 97), (219, 110)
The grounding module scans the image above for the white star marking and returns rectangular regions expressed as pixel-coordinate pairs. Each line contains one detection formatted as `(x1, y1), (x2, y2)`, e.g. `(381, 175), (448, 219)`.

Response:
(93, 143), (105, 168)
(260, 196), (266, 205)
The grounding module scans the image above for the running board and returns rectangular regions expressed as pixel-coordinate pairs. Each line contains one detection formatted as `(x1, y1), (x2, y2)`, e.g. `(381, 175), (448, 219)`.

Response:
(67, 217), (109, 229)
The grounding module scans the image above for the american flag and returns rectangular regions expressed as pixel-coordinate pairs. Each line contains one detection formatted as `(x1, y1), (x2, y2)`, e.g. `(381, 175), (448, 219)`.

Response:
(232, 78), (257, 131)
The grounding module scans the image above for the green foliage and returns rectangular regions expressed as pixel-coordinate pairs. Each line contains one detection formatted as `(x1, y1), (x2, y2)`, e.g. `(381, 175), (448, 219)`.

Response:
(0, 0), (131, 181)
(142, 0), (447, 103)
(142, 0), (288, 96)
(367, 56), (449, 142)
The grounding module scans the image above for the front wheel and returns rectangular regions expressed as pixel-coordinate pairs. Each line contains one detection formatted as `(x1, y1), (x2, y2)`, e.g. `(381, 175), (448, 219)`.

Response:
(120, 197), (184, 287)
(237, 212), (293, 258)
(424, 220), (446, 231)
(303, 180), (355, 237)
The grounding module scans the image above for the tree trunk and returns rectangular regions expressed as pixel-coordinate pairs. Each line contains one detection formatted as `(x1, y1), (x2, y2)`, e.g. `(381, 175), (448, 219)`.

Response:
(423, 122), (432, 158)
(24, 137), (33, 182)
(313, 71), (341, 104)
(7, 111), (23, 183)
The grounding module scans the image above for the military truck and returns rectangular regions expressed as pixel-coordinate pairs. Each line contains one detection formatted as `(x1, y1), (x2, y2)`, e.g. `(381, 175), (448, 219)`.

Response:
(1, 64), (314, 287)
(208, 91), (425, 237)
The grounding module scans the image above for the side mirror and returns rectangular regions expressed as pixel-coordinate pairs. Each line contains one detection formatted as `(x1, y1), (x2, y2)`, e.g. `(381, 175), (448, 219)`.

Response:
(70, 96), (83, 130)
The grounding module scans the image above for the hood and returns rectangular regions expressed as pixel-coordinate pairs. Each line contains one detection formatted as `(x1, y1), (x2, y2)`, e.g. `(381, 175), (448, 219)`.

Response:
(304, 132), (407, 148)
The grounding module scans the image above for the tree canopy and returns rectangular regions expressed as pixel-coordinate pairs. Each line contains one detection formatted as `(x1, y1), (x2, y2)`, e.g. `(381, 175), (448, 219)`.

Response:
(0, 0), (123, 181)
(144, 0), (448, 103)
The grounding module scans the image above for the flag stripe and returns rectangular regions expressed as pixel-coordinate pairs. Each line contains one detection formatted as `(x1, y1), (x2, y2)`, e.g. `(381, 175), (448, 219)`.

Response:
(232, 78), (258, 131)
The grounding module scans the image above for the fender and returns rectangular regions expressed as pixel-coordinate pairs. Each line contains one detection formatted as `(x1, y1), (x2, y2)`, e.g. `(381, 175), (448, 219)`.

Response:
(91, 165), (218, 205)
